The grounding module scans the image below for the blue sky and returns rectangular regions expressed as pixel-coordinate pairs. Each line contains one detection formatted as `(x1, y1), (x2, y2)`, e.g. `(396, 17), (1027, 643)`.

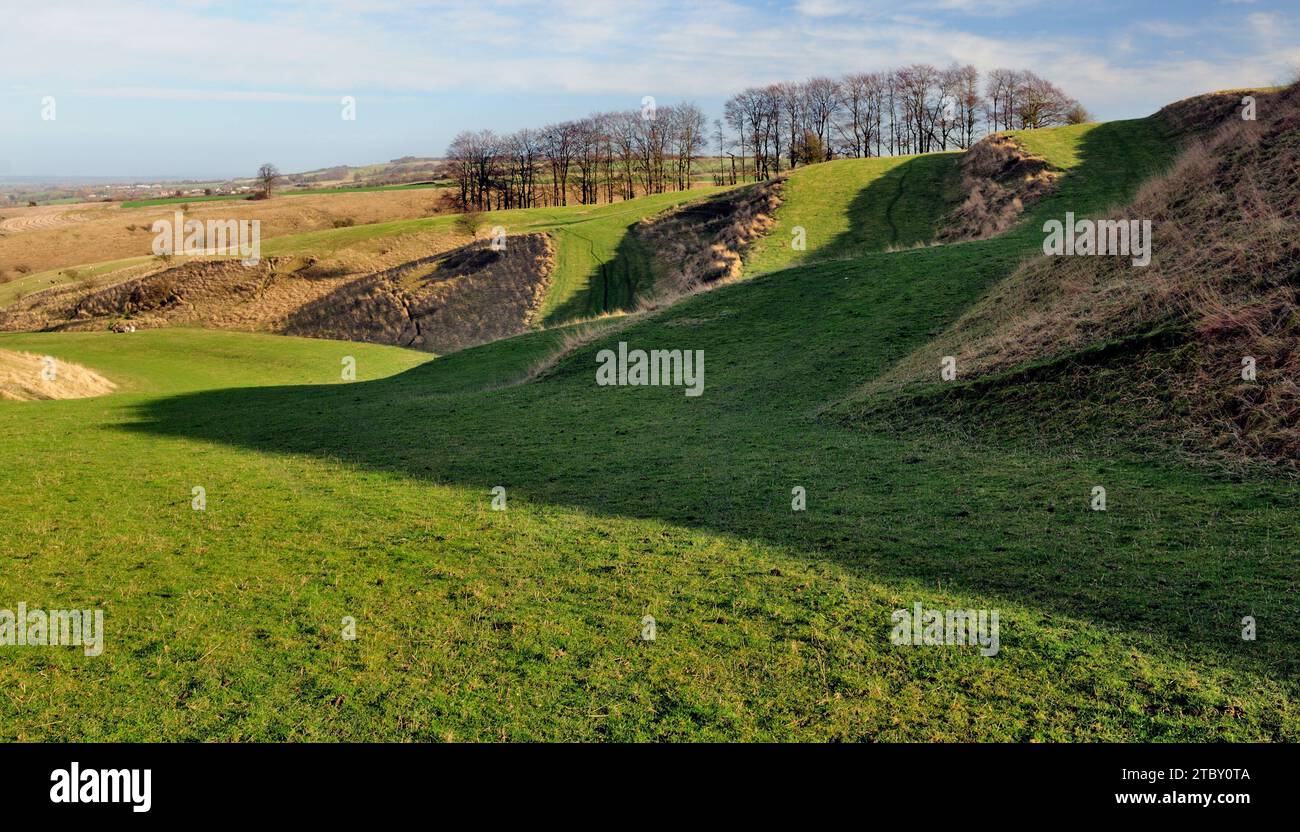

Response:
(1, 0), (1296, 179)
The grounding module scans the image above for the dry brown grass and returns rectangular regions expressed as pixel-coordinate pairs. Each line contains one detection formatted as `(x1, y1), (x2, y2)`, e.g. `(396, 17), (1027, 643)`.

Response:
(935, 133), (1060, 243)
(1155, 86), (1283, 139)
(0, 187), (451, 278)
(0, 349), (116, 401)
(633, 180), (782, 296)
(0, 223), (473, 336)
(0, 256), (362, 334)
(881, 82), (1300, 463)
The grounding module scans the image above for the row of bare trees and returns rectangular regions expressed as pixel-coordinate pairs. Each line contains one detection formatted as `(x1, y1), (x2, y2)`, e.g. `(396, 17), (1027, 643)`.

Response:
(446, 104), (709, 211)
(447, 66), (1087, 205)
(721, 65), (1087, 180)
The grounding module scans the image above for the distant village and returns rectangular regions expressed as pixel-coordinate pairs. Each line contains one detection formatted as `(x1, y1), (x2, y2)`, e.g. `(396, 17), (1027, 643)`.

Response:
(0, 179), (258, 207)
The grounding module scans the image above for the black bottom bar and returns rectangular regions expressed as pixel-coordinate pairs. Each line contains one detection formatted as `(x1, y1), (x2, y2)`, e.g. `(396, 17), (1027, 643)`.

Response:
(2, 743), (1284, 817)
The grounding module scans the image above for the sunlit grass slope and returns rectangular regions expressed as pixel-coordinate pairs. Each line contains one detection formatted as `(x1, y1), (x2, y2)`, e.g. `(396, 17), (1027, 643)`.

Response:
(4, 117), (1295, 742)
(743, 153), (957, 275)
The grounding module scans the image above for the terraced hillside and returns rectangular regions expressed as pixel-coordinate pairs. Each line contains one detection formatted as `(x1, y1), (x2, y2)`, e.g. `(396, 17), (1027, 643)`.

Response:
(5, 93), (1298, 741)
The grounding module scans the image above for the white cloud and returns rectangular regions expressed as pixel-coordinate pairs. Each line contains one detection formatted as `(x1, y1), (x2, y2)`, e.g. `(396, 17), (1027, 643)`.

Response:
(2, 0), (1296, 116)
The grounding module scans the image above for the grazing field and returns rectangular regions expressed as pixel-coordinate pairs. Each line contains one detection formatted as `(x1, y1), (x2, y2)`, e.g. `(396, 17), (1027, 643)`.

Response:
(4, 108), (1298, 741)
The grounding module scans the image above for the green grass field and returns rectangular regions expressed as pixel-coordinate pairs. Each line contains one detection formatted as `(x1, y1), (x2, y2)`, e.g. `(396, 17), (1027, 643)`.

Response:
(1, 258), (149, 307)
(3, 118), (1297, 741)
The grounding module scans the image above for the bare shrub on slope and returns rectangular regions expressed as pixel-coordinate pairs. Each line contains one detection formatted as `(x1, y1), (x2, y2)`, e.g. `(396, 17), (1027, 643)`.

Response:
(1156, 86), (1282, 140)
(516, 186), (781, 382)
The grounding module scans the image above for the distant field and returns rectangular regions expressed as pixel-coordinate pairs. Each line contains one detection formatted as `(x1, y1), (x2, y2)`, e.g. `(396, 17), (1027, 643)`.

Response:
(121, 194), (252, 208)
(281, 181), (450, 197)
(0, 186), (454, 280)
(3, 186), (730, 336)
(121, 181), (450, 208)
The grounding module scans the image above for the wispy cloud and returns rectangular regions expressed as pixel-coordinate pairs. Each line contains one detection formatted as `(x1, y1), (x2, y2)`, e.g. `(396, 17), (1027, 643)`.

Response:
(3, 0), (1296, 175)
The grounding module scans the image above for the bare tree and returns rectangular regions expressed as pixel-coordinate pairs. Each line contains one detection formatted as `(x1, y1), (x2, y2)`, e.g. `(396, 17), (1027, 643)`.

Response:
(777, 81), (807, 169)
(803, 77), (842, 161)
(607, 111), (640, 199)
(443, 63), (1084, 207)
(760, 84), (784, 175)
(723, 95), (749, 181)
(541, 122), (577, 206)
(985, 68), (1023, 131)
(505, 128), (540, 209)
(1015, 71), (1080, 129)
(573, 118), (603, 205)
(671, 103), (708, 190)
(950, 64), (982, 148)
(256, 163), (281, 198)
(836, 72), (874, 158)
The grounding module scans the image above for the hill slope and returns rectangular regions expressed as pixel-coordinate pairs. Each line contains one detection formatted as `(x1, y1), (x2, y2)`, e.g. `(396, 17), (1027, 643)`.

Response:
(851, 83), (1300, 467)
(4, 98), (1298, 741)
(742, 153), (957, 275)
(1, 188), (733, 348)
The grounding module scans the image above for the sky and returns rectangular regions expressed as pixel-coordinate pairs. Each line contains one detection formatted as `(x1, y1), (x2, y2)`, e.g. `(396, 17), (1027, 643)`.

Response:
(0, 0), (1296, 180)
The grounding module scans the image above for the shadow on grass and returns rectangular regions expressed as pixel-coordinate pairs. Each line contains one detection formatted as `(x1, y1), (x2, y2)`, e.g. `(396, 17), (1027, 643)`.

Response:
(542, 224), (654, 326)
(123, 116), (1297, 683)
(818, 152), (958, 259)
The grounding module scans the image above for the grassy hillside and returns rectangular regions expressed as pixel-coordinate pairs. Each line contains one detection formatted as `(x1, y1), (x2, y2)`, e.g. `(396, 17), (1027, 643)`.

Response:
(1, 257), (149, 307)
(2, 188), (729, 332)
(852, 83), (1300, 467)
(742, 153), (957, 275)
(4, 112), (1298, 741)
(0, 328), (430, 394)
(264, 188), (732, 326)
(741, 121), (1138, 279)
